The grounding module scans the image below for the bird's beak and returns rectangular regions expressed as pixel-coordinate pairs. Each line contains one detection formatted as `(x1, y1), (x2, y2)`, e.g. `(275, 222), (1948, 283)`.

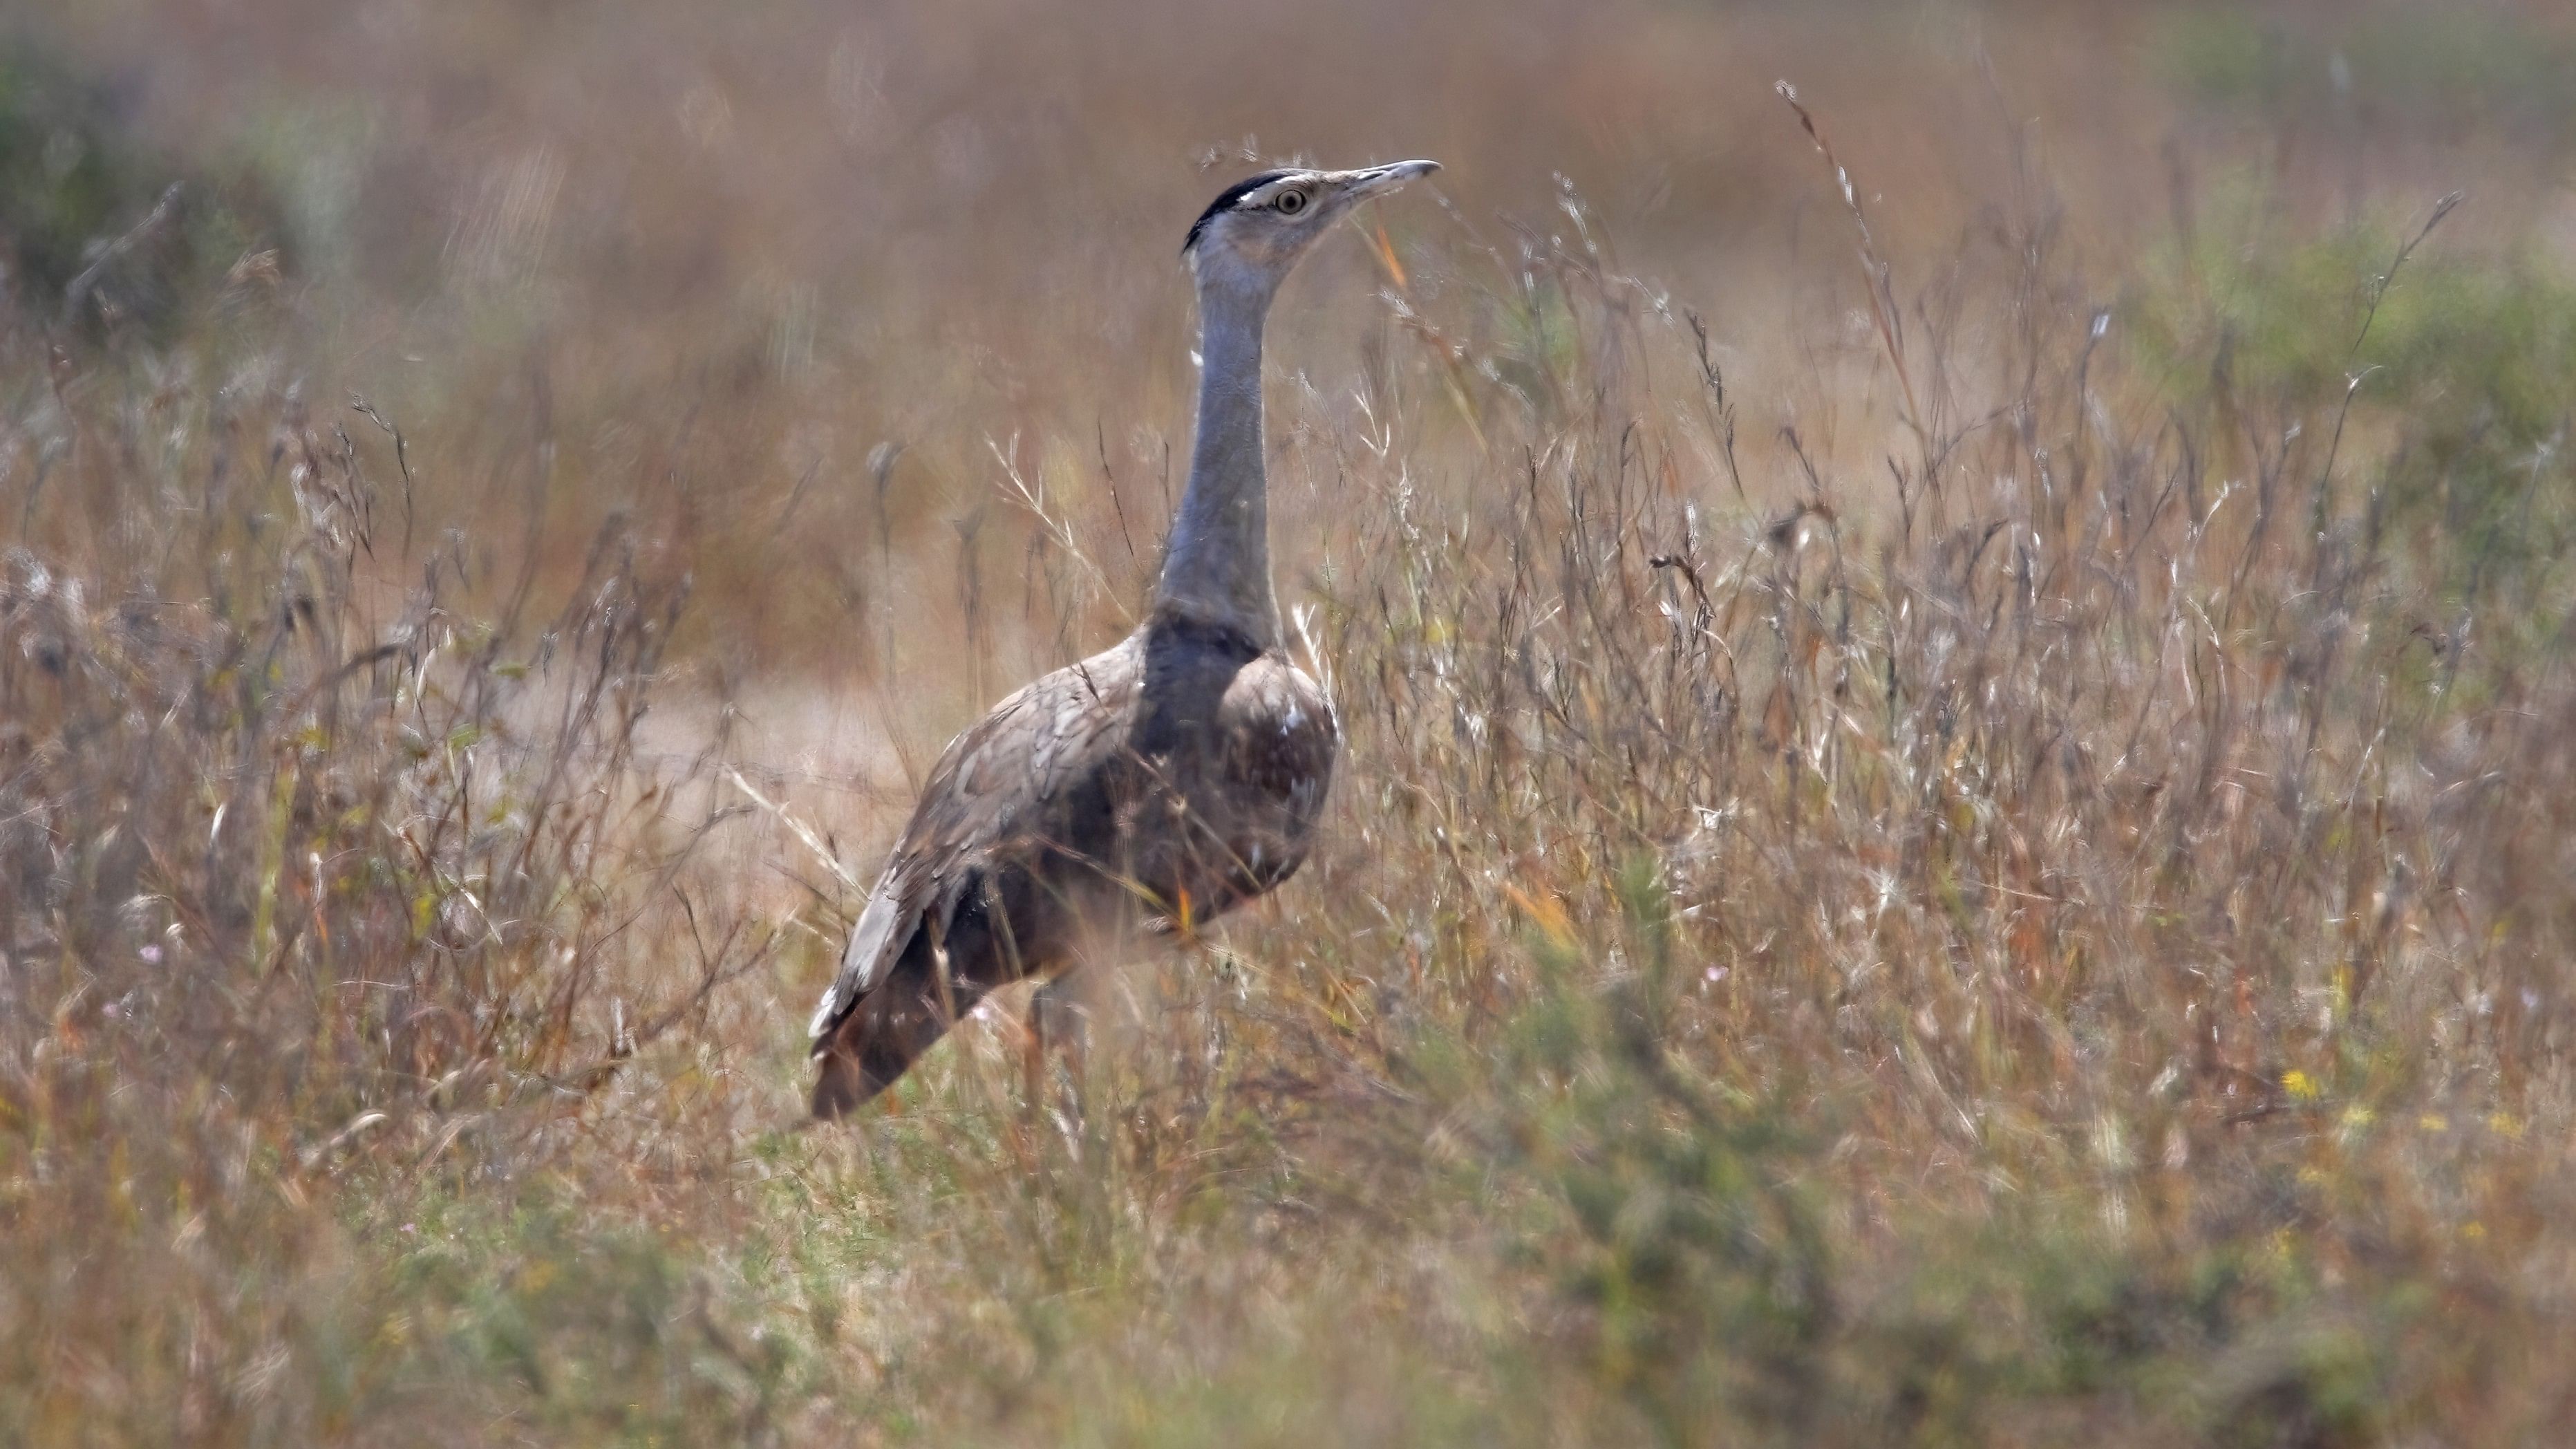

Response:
(1339, 159), (1442, 203)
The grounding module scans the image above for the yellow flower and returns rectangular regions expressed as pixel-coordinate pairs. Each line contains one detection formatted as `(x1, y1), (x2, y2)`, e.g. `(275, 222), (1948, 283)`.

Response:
(2282, 1069), (2321, 1102)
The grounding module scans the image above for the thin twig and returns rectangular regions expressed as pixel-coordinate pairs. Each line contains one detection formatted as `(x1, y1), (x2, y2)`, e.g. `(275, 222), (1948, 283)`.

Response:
(58, 183), (184, 331)
(2350, 191), (2463, 360)
(1776, 84), (1927, 449)
(728, 766), (861, 894)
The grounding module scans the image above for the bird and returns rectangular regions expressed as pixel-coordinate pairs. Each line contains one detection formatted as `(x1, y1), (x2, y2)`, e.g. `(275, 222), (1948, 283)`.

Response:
(809, 160), (1442, 1118)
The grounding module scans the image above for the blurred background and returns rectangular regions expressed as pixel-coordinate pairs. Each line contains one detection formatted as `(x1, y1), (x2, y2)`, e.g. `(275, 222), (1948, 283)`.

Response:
(15, 0), (2572, 692)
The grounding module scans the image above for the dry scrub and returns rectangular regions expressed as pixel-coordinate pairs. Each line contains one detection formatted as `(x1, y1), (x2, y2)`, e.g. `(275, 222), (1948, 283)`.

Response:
(6, 5), (2576, 1443)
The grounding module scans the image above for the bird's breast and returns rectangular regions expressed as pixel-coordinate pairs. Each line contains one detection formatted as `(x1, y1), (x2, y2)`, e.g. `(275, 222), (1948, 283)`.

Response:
(1108, 644), (1336, 910)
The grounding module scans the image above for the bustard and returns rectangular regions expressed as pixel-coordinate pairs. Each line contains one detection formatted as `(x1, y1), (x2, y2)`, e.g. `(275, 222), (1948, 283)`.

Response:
(810, 160), (1441, 1116)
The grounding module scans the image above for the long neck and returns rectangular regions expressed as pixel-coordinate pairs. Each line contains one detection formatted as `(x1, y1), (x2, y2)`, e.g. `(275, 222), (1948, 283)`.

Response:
(1154, 279), (1279, 647)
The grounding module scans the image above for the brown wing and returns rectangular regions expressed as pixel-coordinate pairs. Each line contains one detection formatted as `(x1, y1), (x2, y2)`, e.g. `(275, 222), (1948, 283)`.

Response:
(807, 636), (1143, 1052)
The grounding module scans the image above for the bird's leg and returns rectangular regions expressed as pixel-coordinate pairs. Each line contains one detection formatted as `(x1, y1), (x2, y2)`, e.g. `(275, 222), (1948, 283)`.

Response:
(1024, 968), (1095, 1107)
(1019, 986), (1046, 1111)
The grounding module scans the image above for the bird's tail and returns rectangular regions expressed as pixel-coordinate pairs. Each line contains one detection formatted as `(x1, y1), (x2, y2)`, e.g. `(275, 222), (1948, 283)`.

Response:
(809, 1037), (880, 1120)
(808, 949), (984, 1119)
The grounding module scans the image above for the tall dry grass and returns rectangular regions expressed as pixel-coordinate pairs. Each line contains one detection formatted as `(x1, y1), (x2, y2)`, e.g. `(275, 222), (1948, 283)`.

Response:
(0, 292), (793, 1437)
(6, 1), (2576, 1443)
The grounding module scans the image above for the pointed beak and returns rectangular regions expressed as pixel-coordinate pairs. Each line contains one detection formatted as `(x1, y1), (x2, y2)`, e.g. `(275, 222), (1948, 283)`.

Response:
(1341, 159), (1442, 203)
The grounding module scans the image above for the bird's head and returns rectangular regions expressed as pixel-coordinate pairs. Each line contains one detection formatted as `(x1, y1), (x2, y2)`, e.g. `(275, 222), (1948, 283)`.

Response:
(1183, 160), (1440, 299)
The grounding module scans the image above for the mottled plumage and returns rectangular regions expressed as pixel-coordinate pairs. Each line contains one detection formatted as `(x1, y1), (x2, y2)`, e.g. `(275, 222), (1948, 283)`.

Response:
(809, 159), (1437, 1116)
(807, 611), (1335, 1114)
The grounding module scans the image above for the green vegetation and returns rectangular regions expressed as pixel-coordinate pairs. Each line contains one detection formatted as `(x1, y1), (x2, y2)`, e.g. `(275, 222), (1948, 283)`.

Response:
(2130, 196), (2576, 595)
(0, 42), (283, 337)
(2153, 5), (2576, 143)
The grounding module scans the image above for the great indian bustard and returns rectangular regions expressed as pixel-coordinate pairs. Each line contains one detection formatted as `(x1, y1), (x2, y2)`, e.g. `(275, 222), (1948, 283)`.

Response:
(809, 160), (1441, 1117)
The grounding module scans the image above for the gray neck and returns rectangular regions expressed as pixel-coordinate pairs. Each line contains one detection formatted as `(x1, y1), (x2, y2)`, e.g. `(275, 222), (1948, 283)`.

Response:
(1154, 277), (1280, 647)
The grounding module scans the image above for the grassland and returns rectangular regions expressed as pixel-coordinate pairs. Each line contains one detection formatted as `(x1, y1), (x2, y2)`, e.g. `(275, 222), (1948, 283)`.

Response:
(6, 1), (2576, 1443)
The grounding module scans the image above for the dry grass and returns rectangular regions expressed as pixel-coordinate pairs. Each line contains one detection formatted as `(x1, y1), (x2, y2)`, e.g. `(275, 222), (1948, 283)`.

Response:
(6, 1), (2576, 1443)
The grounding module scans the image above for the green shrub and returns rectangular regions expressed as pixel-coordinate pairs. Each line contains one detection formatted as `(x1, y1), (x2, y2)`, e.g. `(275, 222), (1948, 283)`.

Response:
(0, 42), (285, 335)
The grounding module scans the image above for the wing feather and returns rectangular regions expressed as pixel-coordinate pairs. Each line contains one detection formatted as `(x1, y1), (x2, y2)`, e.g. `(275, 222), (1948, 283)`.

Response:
(807, 639), (1140, 1053)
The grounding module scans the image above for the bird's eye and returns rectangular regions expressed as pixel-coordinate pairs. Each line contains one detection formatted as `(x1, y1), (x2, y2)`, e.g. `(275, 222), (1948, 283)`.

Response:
(1273, 189), (1309, 215)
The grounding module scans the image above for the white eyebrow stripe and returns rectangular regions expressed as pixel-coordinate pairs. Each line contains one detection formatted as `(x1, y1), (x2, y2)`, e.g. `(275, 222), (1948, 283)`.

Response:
(1239, 176), (1315, 208)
